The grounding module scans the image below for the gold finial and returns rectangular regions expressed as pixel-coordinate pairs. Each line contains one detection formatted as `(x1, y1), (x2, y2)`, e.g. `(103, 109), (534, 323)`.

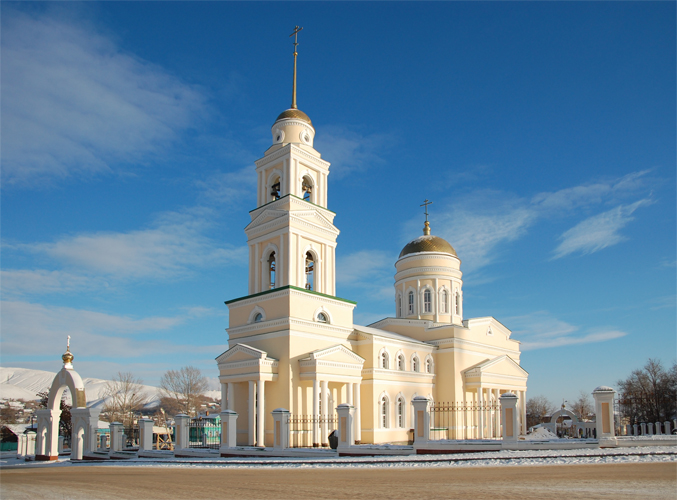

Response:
(289, 26), (303, 109)
(420, 199), (433, 235)
(62, 335), (73, 365)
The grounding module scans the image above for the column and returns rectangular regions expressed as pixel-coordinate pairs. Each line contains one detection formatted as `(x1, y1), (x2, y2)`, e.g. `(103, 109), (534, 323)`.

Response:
(434, 278), (439, 323)
(228, 382), (235, 411)
(520, 390), (527, 436)
(477, 387), (484, 439)
(353, 382), (361, 444)
(256, 379), (265, 447)
(220, 382), (227, 411)
(272, 408), (290, 450)
(312, 379), (320, 447)
(138, 418), (154, 452)
(220, 410), (238, 452)
(248, 380), (255, 446)
(320, 380), (328, 446)
(592, 386), (617, 444)
(336, 404), (355, 450)
(412, 397), (430, 444)
(346, 382), (353, 406)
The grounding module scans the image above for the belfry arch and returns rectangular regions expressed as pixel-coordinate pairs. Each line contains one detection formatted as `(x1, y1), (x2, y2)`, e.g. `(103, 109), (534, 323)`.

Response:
(35, 339), (100, 461)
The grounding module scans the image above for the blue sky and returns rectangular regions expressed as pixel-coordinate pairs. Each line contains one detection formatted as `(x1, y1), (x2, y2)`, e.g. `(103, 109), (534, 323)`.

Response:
(1, 2), (675, 405)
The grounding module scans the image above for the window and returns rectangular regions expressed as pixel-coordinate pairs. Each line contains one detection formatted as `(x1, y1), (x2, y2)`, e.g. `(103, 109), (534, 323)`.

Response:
(408, 291), (414, 314)
(302, 176), (313, 202)
(397, 354), (405, 371)
(270, 177), (281, 201)
(317, 312), (328, 323)
(426, 358), (432, 373)
(412, 356), (419, 372)
(397, 295), (402, 317)
(424, 289), (432, 313)
(381, 351), (389, 369)
(254, 313), (263, 323)
(305, 252), (315, 290)
(381, 396), (389, 428)
(455, 291), (460, 315)
(268, 252), (276, 289)
(441, 290), (448, 313)
(397, 397), (405, 428)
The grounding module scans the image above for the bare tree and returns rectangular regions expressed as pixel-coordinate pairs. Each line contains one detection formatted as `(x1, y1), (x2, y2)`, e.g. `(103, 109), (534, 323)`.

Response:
(526, 395), (555, 429)
(158, 366), (208, 417)
(102, 372), (148, 426)
(571, 390), (594, 420)
(617, 359), (677, 424)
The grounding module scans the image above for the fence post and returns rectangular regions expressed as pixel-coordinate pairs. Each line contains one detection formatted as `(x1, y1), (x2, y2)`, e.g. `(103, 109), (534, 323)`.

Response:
(592, 386), (616, 446)
(412, 397), (430, 443)
(500, 393), (519, 445)
(109, 422), (124, 455)
(272, 408), (290, 451)
(174, 414), (190, 451)
(665, 421), (671, 435)
(220, 410), (238, 452)
(336, 404), (355, 450)
(138, 418), (154, 452)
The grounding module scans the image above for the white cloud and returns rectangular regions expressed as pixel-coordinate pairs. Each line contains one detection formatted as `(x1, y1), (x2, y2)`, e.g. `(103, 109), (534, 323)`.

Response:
(1, 10), (206, 184)
(336, 250), (393, 299)
(18, 208), (247, 283)
(313, 126), (391, 178)
(0, 269), (108, 297)
(552, 198), (652, 259)
(505, 311), (628, 351)
(195, 166), (257, 207)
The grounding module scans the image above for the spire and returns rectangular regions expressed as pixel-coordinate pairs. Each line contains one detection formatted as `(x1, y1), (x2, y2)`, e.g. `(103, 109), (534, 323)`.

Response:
(420, 199), (433, 235)
(290, 26), (303, 109)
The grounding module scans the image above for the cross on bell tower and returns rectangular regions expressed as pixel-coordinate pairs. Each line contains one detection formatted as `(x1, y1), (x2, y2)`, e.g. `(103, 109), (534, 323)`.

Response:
(420, 199), (433, 235)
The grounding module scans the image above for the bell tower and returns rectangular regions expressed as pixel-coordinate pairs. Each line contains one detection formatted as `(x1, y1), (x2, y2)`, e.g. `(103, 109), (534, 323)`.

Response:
(244, 27), (338, 296)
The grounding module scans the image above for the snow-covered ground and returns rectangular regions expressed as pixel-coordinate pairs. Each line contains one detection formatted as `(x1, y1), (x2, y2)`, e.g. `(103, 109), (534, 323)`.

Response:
(0, 367), (220, 408)
(1, 446), (675, 470)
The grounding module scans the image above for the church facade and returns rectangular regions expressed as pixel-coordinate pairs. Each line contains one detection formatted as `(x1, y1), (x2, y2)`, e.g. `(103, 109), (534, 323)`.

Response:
(216, 48), (528, 446)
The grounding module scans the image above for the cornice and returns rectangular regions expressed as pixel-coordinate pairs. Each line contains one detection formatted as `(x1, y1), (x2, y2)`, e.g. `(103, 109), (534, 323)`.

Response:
(299, 360), (364, 371)
(394, 268), (463, 281)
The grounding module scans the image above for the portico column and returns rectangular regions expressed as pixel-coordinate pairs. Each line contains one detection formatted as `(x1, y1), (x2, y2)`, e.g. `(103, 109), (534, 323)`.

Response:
(346, 382), (353, 406)
(353, 382), (361, 444)
(519, 390), (526, 435)
(220, 382), (227, 411)
(312, 379), (320, 447)
(248, 380), (255, 446)
(257, 379), (265, 447)
(477, 387), (484, 439)
(228, 382), (235, 411)
(320, 380), (328, 446)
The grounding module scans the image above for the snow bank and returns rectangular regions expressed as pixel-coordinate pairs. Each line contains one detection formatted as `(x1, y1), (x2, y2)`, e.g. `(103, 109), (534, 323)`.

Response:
(523, 427), (559, 441)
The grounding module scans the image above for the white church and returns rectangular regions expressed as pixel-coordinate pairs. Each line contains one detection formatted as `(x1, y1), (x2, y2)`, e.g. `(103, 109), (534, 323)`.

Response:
(216, 30), (528, 446)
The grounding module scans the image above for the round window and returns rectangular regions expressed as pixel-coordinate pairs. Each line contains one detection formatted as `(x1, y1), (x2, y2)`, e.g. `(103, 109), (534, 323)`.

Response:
(254, 313), (263, 323)
(317, 312), (328, 323)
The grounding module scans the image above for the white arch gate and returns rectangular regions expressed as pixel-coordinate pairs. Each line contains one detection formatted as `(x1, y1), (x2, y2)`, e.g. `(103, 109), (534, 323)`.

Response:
(35, 340), (100, 461)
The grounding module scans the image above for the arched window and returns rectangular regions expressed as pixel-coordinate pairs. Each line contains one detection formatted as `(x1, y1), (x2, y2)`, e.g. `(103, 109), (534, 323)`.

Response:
(455, 291), (460, 315)
(412, 356), (419, 372)
(397, 295), (402, 318)
(408, 291), (415, 314)
(381, 396), (389, 428)
(397, 397), (405, 428)
(424, 289), (432, 313)
(441, 290), (448, 314)
(254, 313), (263, 323)
(302, 176), (313, 202)
(397, 354), (405, 371)
(317, 312), (328, 323)
(270, 176), (281, 201)
(426, 357), (433, 374)
(304, 252), (315, 290)
(268, 252), (276, 289)
(380, 351), (389, 369)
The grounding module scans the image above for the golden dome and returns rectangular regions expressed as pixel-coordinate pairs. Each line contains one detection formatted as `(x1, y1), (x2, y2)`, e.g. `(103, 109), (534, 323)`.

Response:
(399, 234), (457, 258)
(62, 348), (73, 365)
(275, 108), (312, 126)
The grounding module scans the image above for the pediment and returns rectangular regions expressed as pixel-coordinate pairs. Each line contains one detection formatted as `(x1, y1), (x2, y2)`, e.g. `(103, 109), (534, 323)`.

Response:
(245, 209), (288, 231)
(290, 211), (339, 234)
(216, 344), (269, 364)
(464, 355), (528, 378)
(307, 344), (364, 365)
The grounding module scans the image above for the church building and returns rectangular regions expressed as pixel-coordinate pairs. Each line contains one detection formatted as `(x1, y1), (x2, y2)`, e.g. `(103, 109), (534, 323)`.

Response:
(216, 29), (528, 446)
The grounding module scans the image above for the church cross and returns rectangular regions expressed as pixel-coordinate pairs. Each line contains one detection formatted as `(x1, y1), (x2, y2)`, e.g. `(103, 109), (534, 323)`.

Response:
(289, 26), (303, 109)
(67, 335), (71, 349)
(420, 199), (433, 222)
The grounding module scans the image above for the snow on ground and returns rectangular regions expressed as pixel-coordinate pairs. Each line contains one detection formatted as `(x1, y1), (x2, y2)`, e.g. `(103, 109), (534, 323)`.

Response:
(523, 427), (559, 440)
(1, 446), (675, 470)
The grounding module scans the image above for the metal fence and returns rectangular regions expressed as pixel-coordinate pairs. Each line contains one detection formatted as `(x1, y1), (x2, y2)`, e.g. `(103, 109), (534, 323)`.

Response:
(287, 414), (337, 448)
(429, 401), (502, 440)
(188, 419), (220, 449)
(123, 426), (139, 449)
